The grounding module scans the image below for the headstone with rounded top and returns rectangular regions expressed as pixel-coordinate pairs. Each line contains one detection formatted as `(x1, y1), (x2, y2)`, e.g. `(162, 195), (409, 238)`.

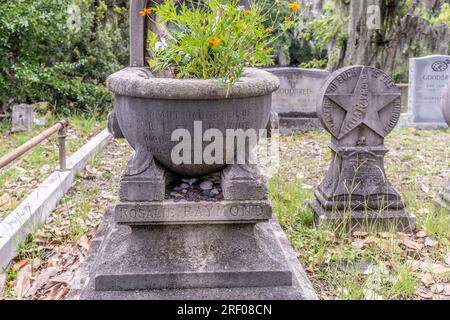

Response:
(265, 67), (330, 133)
(312, 65), (416, 231)
(401, 55), (450, 128)
(12, 104), (34, 132)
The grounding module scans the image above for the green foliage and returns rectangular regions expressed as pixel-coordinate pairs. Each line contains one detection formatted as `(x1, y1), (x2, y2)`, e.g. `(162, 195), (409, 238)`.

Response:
(433, 3), (450, 24)
(415, 2), (450, 25)
(0, 0), (128, 115)
(297, 1), (347, 69)
(256, 0), (304, 65)
(147, 0), (300, 93)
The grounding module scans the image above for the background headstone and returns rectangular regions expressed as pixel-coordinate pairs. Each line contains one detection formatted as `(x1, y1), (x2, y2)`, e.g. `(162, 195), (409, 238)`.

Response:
(442, 80), (450, 127)
(265, 67), (329, 133)
(313, 65), (416, 231)
(405, 55), (450, 128)
(433, 81), (450, 213)
(12, 104), (34, 132)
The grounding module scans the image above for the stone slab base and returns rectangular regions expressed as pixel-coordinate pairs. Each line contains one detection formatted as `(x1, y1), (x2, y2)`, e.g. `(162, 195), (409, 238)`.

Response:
(279, 117), (322, 134)
(397, 119), (448, 129)
(312, 200), (417, 232)
(68, 208), (317, 300)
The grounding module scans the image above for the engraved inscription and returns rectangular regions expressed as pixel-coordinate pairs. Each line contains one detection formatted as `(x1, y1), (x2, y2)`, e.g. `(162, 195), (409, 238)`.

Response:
(320, 66), (401, 139)
(115, 201), (271, 223)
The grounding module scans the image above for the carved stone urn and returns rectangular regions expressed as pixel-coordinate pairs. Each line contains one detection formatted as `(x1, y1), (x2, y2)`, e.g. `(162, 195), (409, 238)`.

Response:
(107, 0), (279, 178)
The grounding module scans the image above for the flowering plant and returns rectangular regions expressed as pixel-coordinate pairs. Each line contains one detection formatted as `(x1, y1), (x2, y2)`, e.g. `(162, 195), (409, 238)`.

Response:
(143, 0), (302, 93)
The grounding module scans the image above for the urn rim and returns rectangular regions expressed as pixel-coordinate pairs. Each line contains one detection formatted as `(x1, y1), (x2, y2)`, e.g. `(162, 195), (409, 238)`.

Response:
(106, 67), (280, 100)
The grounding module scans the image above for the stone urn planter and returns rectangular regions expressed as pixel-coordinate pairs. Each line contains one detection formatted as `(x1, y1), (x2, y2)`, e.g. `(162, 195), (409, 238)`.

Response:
(107, 67), (279, 177)
(70, 0), (316, 300)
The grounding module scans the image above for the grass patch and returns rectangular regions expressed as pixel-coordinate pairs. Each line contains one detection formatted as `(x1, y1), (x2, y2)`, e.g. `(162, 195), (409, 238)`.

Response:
(269, 127), (450, 300)
(0, 114), (106, 221)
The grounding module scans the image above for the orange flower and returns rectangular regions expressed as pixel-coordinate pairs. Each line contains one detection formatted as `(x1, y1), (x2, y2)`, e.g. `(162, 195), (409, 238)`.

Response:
(139, 8), (153, 17)
(208, 36), (221, 47)
(244, 9), (252, 15)
(288, 2), (301, 11)
(265, 28), (273, 33)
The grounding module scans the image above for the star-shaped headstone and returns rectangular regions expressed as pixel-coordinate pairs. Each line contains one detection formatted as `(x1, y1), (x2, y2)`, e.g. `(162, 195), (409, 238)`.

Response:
(325, 67), (400, 139)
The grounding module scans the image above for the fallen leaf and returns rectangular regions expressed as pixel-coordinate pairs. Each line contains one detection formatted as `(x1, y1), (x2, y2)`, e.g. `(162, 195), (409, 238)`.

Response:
(352, 238), (373, 250)
(306, 263), (314, 274)
(416, 230), (427, 238)
(424, 237), (437, 247)
(416, 288), (432, 299)
(12, 259), (28, 271)
(14, 264), (31, 299)
(443, 284), (450, 296)
(421, 273), (435, 287)
(50, 272), (73, 286)
(32, 258), (42, 270)
(399, 237), (424, 251)
(79, 235), (90, 251)
(0, 193), (11, 207)
(431, 284), (445, 294)
(46, 284), (68, 300)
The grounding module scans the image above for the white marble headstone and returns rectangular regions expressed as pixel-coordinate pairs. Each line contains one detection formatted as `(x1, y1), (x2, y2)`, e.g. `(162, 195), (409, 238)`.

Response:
(12, 104), (34, 132)
(408, 55), (450, 127)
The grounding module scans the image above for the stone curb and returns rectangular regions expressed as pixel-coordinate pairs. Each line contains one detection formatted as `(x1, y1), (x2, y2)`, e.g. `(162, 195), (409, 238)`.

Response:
(0, 129), (112, 271)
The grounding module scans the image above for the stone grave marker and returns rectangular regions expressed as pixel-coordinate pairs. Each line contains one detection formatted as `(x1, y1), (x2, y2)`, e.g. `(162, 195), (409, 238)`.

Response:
(312, 65), (416, 231)
(12, 104), (34, 132)
(70, 0), (316, 300)
(265, 67), (329, 133)
(433, 81), (450, 213)
(442, 80), (450, 127)
(402, 55), (450, 128)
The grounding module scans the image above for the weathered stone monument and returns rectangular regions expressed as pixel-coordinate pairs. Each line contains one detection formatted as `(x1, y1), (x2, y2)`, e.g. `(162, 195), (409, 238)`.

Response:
(70, 0), (316, 300)
(312, 65), (416, 231)
(400, 55), (450, 128)
(434, 81), (450, 213)
(265, 67), (329, 133)
(11, 104), (34, 132)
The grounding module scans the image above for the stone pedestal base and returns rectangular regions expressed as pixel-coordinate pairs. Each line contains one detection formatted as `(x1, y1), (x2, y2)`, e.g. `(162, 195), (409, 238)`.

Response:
(312, 200), (416, 232)
(279, 116), (322, 134)
(68, 208), (317, 300)
(312, 144), (416, 232)
(69, 161), (317, 300)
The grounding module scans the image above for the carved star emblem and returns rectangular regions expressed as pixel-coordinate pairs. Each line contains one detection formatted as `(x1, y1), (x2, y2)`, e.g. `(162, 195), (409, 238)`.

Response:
(325, 67), (400, 139)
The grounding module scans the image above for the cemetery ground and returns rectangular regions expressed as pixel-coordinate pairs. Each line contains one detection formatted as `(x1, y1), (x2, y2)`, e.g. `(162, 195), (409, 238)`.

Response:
(0, 127), (449, 300)
(0, 115), (106, 221)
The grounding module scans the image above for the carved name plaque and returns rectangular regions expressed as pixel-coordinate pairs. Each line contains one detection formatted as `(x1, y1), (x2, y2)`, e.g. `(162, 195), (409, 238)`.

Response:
(317, 66), (401, 141)
(115, 200), (272, 224)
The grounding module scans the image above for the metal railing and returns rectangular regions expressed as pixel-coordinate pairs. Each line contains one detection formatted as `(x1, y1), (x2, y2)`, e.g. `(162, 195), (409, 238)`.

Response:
(0, 119), (69, 171)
